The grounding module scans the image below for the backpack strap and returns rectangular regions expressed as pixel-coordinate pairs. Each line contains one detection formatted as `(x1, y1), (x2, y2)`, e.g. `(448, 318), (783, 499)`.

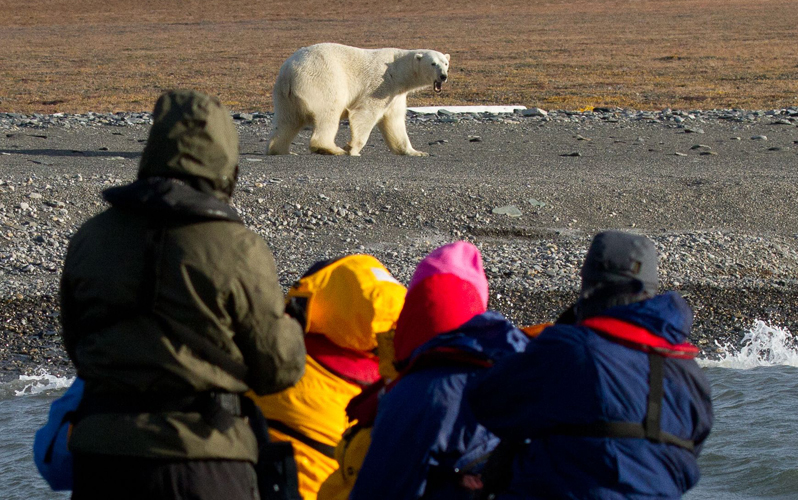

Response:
(77, 391), (242, 432)
(266, 418), (337, 459)
(541, 351), (694, 451)
(645, 351), (664, 442)
(240, 398), (303, 500)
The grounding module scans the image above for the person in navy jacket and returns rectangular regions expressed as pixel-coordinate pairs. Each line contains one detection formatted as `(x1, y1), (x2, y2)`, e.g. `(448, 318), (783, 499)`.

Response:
(466, 231), (713, 500)
(349, 241), (529, 500)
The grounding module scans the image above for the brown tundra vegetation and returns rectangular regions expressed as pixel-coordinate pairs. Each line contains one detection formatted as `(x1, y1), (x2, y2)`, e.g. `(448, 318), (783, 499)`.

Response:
(1, 0), (797, 113)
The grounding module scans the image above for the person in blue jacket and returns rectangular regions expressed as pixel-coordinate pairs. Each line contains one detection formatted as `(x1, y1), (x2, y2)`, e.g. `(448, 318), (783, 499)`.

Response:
(349, 241), (529, 500)
(466, 231), (713, 500)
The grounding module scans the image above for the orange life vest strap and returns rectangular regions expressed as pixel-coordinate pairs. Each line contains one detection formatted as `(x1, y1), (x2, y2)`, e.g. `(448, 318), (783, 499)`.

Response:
(520, 323), (551, 338)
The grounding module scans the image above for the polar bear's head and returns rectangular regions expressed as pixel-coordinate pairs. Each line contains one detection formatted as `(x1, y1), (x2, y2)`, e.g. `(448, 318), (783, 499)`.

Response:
(414, 51), (450, 93)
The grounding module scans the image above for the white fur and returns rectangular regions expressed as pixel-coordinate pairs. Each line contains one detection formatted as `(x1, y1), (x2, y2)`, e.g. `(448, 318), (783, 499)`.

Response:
(267, 43), (450, 156)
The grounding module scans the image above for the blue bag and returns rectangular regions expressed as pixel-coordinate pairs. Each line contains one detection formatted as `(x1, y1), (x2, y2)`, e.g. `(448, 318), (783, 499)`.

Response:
(33, 377), (84, 491)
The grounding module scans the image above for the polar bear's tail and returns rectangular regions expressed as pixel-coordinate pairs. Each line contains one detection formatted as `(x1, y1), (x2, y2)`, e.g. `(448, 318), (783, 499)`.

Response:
(273, 62), (313, 121)
(273, 67), (292, 100)
(268, 63), (309, 155)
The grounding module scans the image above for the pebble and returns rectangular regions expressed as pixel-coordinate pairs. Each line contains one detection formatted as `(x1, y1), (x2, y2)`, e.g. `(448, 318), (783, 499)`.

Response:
(492, 205), (523, 217)
(527, 199), (546, 208)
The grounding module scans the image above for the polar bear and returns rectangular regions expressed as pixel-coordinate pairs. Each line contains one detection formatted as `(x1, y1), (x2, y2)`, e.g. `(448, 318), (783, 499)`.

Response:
(267, 43), (450, 156)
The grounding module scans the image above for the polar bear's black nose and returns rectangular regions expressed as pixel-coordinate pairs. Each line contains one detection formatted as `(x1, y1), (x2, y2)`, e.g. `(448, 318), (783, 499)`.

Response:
(440, 74), (448, 82)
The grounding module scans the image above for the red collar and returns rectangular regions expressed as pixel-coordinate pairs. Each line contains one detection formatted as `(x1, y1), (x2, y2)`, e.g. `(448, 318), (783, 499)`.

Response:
(304, 334), (381, 386)
(581, 316), (699, 359)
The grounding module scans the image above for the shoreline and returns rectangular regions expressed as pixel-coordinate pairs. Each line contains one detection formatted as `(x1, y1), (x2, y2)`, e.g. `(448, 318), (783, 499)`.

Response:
(2, 105), (798, 127)
(3, 280), (796, 382)
(1, 110), (797, 379)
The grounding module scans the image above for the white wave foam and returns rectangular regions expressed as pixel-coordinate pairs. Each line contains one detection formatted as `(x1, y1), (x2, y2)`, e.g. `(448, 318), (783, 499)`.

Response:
(12, 371), (75, 396)
(699, 320), (798, 369)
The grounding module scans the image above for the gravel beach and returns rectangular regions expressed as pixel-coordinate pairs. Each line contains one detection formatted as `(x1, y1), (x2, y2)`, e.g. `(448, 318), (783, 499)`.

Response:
(1, 107), (797, 380)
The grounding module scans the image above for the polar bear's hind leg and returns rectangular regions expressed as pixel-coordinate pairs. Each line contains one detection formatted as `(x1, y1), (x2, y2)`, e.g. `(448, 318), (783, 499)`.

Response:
(268, 100), (305, 155)
(267, 84), (307, 155)
(345, 107), (382, 156)
(309, 110), (347, 155)
(267, 118), (305, 155)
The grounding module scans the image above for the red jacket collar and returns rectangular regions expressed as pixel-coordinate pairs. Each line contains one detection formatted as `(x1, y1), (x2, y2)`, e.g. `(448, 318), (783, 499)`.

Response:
(581, 316), (699, 359)
(304, 334), (381, 386)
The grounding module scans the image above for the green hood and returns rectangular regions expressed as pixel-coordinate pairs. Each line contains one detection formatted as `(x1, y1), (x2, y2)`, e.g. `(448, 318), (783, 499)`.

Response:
(138, 90), (239, 201)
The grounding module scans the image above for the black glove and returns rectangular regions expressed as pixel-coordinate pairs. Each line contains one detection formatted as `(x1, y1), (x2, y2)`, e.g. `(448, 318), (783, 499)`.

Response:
(555, 303), (578, 324)
(284, 296), (308, 331)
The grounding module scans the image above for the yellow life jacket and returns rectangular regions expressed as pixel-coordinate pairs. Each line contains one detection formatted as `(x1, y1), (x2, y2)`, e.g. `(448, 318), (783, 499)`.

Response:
(251, 356), (362, 500)
(251, 255), (406, 500)
(316, 425), (373, 500)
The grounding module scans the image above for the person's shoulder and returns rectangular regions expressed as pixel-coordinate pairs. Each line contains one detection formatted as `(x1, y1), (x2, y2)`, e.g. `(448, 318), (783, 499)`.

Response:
(221, 225), (277, 267)
(186, 220), (272, 254)
(173, 221), (278, 277)
(536, 323), (592, 346)
(390, 368), (469, 407)
(73, 206), (128, 231)
(523, 323), (603, 366)
(66, 207), (137, 249)
(231, 227), (276, 264)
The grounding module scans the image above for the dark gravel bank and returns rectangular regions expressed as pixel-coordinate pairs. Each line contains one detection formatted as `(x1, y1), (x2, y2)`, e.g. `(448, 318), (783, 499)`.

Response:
(1, 107), (797, 380)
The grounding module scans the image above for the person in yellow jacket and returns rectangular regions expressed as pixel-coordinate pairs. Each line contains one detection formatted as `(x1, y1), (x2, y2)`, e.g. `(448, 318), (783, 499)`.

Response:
(249, 255), (406, 500)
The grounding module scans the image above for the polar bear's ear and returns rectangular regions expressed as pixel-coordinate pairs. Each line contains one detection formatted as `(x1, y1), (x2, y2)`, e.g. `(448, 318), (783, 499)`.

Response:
(445, 54), (450, 62)
(415, 53), (423, 60)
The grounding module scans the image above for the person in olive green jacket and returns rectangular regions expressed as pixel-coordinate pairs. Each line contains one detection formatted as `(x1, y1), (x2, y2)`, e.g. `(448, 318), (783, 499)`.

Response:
(60, 89), (306, 500)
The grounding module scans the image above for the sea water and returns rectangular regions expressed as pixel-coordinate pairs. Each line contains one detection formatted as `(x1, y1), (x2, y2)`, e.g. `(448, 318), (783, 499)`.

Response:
(1, 374), (73, 499)
(685, 321), (798, 500)
(1, 321), (797, 500)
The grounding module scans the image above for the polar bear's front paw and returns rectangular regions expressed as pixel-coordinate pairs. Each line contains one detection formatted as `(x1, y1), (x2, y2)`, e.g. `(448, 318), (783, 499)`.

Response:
(406, 150), (429, 157)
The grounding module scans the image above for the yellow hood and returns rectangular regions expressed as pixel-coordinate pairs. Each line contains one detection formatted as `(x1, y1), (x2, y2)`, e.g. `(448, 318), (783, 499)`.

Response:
(288, 255), (407, 352)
